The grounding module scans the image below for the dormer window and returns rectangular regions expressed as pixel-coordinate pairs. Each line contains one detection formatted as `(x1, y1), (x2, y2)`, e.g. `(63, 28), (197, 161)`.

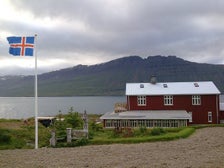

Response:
(140, 84), (144, 88)
(163, 84), (168, 88)
(194, 83), (199, 87)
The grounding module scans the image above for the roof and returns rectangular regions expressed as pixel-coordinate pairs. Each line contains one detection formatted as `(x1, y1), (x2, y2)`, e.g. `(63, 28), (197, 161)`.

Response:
(37, 117), (55, 120)
(126, 81), (220, 96)
(100, 110), (191, 120)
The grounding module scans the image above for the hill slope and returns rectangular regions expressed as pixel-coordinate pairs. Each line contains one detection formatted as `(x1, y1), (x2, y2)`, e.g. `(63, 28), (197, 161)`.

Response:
(0, 55), (223, 96)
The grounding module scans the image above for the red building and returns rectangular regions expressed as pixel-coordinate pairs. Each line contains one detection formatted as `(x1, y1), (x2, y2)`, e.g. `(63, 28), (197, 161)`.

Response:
(101, 79), (221, 128)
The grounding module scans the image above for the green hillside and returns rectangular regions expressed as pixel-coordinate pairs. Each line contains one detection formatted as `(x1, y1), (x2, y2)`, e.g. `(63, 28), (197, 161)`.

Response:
(0, 55), (223, 96)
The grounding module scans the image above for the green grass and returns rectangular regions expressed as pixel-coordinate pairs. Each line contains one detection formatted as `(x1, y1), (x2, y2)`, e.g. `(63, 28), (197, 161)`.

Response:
(89, 127), (195, 145)
(1, 117), (224, 149)
(0, 119), (51, 149)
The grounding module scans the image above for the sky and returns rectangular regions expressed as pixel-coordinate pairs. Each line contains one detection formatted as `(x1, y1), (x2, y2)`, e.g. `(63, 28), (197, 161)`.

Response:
(0, 0), (224, 75)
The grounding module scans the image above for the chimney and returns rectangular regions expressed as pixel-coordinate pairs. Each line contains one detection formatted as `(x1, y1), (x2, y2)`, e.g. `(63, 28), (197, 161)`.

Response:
(150, 75), (157, 84)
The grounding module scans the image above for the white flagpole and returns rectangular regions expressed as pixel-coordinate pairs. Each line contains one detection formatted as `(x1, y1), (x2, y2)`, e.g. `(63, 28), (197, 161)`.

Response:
(34, 34), (38, 149)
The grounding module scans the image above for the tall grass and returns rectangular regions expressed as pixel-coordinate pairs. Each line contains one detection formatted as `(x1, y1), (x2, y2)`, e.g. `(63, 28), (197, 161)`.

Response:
(0, 119), (51, 149)
(1, 116), (222, 149)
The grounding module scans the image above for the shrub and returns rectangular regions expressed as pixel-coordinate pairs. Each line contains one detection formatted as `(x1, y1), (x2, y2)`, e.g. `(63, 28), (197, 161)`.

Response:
(75, 138), (89, 146)
(88, 131), (94, 139)
(10, 137), (26, 149)
(56, 138), (89, 147)
(89, 121), (103, 132)
(150, 128), (166, 136)
(139, 126), (147, 134)
(121, 128), (134, 137)
(134, 126), (148, 136)
(65, 107), (83, 129)
(0, 129), (11, 144)
(111, 128), (122, 138)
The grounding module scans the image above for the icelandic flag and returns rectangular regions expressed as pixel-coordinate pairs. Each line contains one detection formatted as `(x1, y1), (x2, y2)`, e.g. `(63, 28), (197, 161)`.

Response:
(7, 36), (35, 56)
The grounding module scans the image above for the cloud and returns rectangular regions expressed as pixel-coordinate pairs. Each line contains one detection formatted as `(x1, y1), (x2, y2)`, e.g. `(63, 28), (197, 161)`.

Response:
(0, 0), (224, 75)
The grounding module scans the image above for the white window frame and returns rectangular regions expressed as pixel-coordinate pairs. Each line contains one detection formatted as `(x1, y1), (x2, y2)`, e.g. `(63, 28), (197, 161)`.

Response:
(164, 95), (173, 105)
(208, 112), (212, 123)
(137, 96), (146, 106)
(188, 112), (192, 123)
(192, 95), (201, 105)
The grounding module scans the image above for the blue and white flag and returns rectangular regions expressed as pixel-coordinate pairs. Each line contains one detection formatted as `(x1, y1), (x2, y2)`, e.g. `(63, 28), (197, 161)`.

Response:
(7, 36), (35, 56)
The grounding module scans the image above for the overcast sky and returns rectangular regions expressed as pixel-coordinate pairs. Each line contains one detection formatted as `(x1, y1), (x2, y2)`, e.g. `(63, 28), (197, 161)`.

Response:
(0, 0), (224, 75)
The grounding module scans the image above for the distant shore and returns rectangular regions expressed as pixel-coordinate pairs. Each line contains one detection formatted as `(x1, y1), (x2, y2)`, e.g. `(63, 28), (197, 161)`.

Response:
(0, 127), (224, 168)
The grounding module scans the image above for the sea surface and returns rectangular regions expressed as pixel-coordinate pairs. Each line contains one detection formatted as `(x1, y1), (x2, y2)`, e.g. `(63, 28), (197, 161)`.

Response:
(0, 95), (223, 119)
(0, 96), (126, 119)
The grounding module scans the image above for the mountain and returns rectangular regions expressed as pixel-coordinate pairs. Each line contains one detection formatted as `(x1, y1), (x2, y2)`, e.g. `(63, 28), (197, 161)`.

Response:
(0, 55), (224, 96)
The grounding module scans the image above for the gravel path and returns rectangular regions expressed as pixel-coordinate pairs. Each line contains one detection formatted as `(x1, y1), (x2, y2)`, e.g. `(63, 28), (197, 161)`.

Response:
(0, 127), (224, 168)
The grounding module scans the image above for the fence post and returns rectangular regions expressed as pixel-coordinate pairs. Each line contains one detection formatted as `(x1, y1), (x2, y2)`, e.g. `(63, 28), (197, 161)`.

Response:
(66, 128), (72, 143)
(50, 130), (56, 147)
(83, 110), (88, 139)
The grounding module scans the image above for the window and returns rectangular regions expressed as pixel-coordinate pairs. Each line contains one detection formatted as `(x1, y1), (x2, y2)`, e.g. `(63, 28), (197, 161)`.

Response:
(208, 112), (212, 123)
(192, 95), (201, 105)
(137, 96), (146, 106)
(164, 95), (173, 105)
(188, 112), (192, 122)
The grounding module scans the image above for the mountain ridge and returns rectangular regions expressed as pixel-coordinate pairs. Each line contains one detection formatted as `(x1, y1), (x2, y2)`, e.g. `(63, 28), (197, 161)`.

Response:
(0, 55), (223, 96)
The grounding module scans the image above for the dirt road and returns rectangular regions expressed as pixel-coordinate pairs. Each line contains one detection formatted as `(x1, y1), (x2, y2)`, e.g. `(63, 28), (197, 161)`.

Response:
(0, 127), (224, 168)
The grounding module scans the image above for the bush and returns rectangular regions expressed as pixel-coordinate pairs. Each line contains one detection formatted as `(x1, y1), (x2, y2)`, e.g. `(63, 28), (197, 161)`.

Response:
(133, 126), (148, 136)
(88, 131), (94, 139)
(0, 129), (11, 144)
(121, 128), (134, 137)
(65, 108), (83, 129)
(110, 128), (122, 138)
(150, 128), (166, 136)
(139, 126), (147, 134)
(89, 121), (103, 132)
(75, 138), (89, 146)
(56, 138), (89, 147)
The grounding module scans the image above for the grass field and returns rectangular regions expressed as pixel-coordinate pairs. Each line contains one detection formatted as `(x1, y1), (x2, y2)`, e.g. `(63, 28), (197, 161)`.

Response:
(0, 116), (223, 149)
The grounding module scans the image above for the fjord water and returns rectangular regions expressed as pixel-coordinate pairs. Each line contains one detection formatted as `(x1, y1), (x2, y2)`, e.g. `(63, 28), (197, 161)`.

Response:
(0, 95), (223, 119)
(0, 96), (126, 119)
